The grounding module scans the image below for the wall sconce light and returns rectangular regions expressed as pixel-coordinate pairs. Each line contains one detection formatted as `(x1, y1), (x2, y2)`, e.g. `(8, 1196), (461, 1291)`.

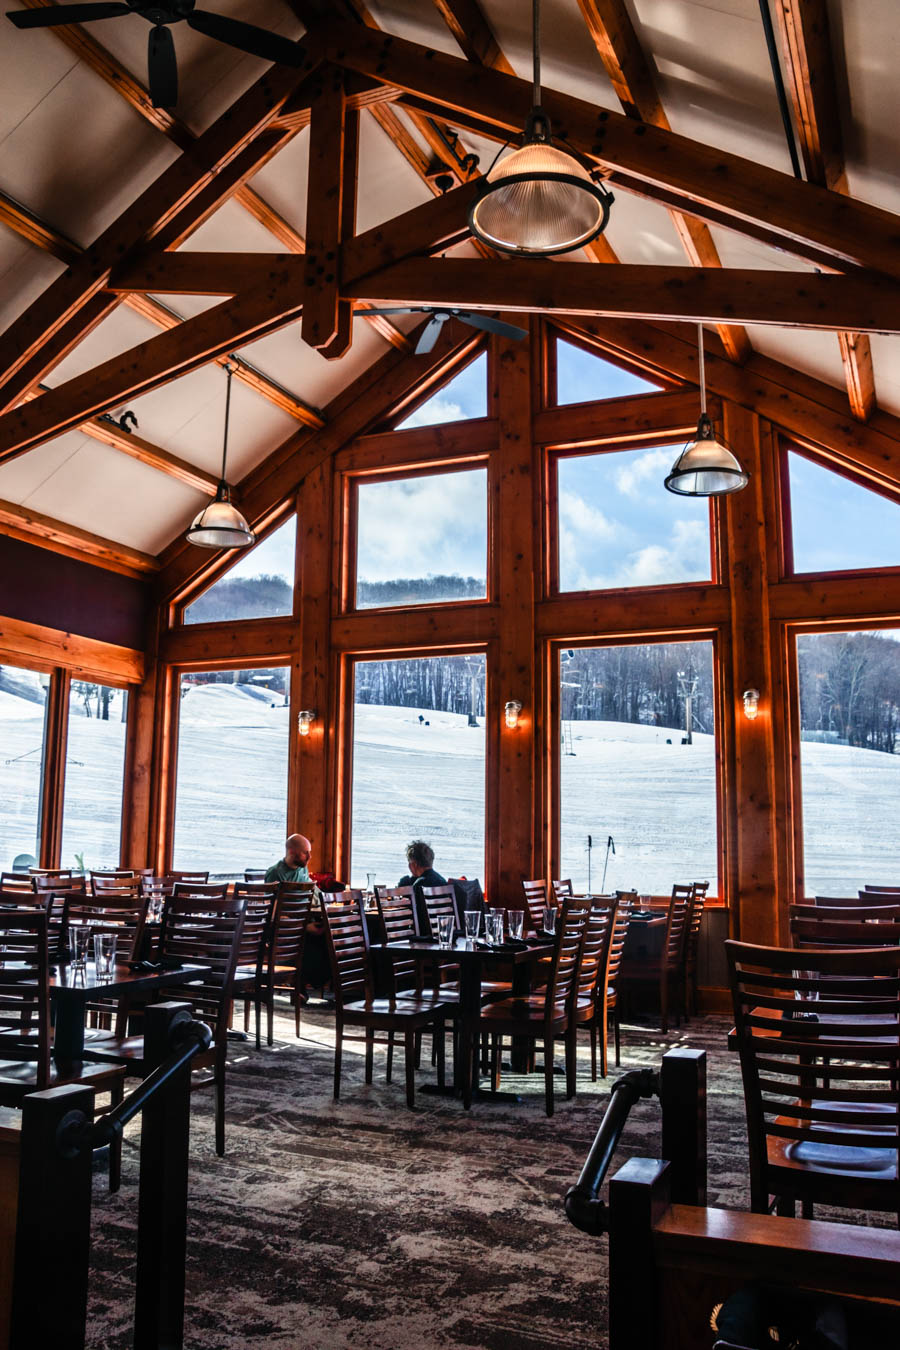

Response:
(742, 689), (760, 721)
(505, 699), (523, 730)
(298, 709), (316, 737)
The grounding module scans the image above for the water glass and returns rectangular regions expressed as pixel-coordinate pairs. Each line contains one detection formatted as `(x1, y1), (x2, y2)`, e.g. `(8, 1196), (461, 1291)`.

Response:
(70, 923), (91, 969)
(93, 931), (117, 976)
(366, 872), (377, 895)
(794, 969), (819, 1003)
(507, 909), (524, 940)
(487, 912), (504, 945)
(437, 914), (455, 948)
(464, 910), (482, 943)
(541, 905), (557, 935)
(146, 888), (164, 921)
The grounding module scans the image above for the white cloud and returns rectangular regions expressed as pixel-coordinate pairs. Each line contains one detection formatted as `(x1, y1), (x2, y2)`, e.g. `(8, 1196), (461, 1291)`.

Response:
(558, 490), (619, 541)
(614, 447), (676, 499)
(400, 398), (465, 429)
(357, 469), (487, 583)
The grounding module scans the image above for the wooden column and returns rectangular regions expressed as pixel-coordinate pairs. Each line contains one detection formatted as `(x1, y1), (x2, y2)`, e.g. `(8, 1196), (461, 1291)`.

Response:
(293, 462), (333, 872)
(302, 67), (351, 357)
(121, 617), (161, 869)
(38, 668), (69, 869)
(722, 403), (780, 944)
(492, 328), (538, 901)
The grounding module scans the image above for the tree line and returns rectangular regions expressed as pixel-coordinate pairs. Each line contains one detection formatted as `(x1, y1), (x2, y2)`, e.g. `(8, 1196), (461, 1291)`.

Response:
(798, 631), (900, 753)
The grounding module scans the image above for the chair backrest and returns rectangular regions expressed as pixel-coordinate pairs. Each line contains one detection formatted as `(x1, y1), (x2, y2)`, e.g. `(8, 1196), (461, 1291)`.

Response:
(864, 885), (900, 895)
(685, 881), (710, 969)
(62, 892), (149, 962)
(420, 884), (459, 938)
(91, 873), (142, 899)
(546, 898), (591, 1012)
(169, 870), (210, 883)
(244, 869), (268, 882)
(375, 887), (418, 991)
(577, 901), (617, 1002)
(157, 893), (247, 1038)
(32, 872), (85, 896)
(28, 868), (74, 880)
(90, 869), (134, 880)
(813, 895), (876, 908)
(321, 895), (370, 1006)
(0, 872), (35, 897)
(171, 881), (229, 902)
(664, 884), (694, 964)
(552, 879), (573, 901)
(232, 883), (279, 969)
(726, 939), (900, 1195)
(790, 902), (900, 948)
(269, 886), (314, 970)
(604, 893), (635, 997)
(0, 910), (50, 1085)
(522, 880), (548, 934)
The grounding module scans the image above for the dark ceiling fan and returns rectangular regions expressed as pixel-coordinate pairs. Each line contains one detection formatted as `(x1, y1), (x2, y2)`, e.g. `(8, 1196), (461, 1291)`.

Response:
(363, 308), (528, 355)
(6, 1), (303, 109)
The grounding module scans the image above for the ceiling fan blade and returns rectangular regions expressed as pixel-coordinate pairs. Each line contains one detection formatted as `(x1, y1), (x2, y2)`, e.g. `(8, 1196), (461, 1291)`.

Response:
(7, 3), (130, 26)
(414, 315), (447, 356)
(148, 24), (177, 110)
(455, 312), (529, 342)
(357, 307), (418, 317)
(187, 11), (303, 66)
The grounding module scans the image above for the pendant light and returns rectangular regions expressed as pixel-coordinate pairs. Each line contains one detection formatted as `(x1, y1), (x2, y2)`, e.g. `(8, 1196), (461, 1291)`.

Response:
(664, 326), (749, 496)
(186, 362), (255, 549)
(469, 0), (613, 255)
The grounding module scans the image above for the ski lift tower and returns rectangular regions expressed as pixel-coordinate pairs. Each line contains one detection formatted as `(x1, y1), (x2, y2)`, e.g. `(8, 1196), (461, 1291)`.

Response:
(678, 665), (698, 746)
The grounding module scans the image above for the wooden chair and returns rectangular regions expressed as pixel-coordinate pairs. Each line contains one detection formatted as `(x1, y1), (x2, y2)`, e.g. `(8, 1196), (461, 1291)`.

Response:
(864, 885), (900, 895)
(522, 879), (549, 934)
(570, 900), (617, 1082)
(91, 873), (142, 899)
(0, 910), (127, 1189)
(683, 880), (710, 1019)
(244, 869), (268, 882)
(0, 873), (35, 898)
(420, 884), (459, 935)
(601, 891), (635, 1073)
(790, 902), (900, 949)
(618, 883), (692, 1033)
(726, 939), (900, 1222)
(231, 882), (279, 1047)
(171, 880), (229, 902)
(478, 898), (591, 1115)
(168, 870), (211, 883)
(260, 885), (315, 1042)
(814, 894), (889, 908)
(62, 892), (150, 1036)
(552, 878), (574, 902)
(321, 897), (451, 1108)
(83, 893), (247, 1155)
(375, 887), (420, 995)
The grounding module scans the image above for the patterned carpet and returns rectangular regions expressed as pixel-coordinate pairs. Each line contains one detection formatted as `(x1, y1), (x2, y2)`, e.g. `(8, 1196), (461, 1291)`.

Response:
(84, 1006), (889, 1350)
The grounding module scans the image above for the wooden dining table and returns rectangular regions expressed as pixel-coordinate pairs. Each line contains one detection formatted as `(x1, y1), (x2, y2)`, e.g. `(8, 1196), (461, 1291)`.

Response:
(50, 960), (208, 1065)
(380, 935), (556, 1106)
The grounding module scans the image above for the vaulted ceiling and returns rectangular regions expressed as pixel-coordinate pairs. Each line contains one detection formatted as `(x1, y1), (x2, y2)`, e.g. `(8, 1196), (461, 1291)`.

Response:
(1, 0), (899, 570)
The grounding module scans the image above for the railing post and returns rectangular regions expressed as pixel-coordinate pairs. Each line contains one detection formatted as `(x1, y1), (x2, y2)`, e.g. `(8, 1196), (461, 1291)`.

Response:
(608, 1158), (670, 1350)
(10, 1084), (95, 1350)
(134, 1002), (194, 1350)
(660, 1047), (707, 1206)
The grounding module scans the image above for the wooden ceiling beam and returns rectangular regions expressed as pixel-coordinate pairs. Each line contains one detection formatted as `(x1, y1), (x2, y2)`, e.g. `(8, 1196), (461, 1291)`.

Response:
(319, 19), (900, 280)
(575, 0), (750, 364)
(302, 67), (351, 354)
(772, 0), (875, 423)
(347, 257), (900, 333)
(0, 496), (158, 578)
(431, 1), (515, 74)
(0, 48), (323, 415)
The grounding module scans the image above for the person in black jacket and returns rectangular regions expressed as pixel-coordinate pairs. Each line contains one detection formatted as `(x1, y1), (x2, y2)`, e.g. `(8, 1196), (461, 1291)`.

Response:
(398, 839), (446, 934)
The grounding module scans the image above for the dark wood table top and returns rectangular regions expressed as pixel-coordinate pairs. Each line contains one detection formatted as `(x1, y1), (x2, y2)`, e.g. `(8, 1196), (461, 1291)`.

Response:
(50, 960), (209, 997)
(381, 937), (555, 964)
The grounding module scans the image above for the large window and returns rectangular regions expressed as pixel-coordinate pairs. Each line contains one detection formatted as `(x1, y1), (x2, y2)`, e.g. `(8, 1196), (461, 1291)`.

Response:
(556, 447), (712, 591)
(60, 682), (128, 872)
(0, 663), (50, 871)
(559, 640), (718, 893)
(183, 517), (296, 624)
(350, 654), (486, 888)
(786, 450), (900, 575)
(555, 337), (662, 405)
(355, 467), (488, 608)
(173, 667), (290, 877)
(797, 629), (900, 894)
(396, 352), (487, 429)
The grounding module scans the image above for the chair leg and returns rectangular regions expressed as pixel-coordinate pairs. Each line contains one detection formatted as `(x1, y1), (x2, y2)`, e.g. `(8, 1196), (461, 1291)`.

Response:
(544, 1033), (555, 1117)
(255, 996), (262, 1050)
(775, 1195), (795, 1217)
(590, 1020), (597, 1082)
(481, 1032), (489, 1074)
(365, 1028), (374, 1084)
(491, 1035), (501, 1093)
(565, 1027), (577, 1099)
(801, 1198), (814, 1219)
(404, 1028), (416, 1109)
(107, 1077), (124, 1193)
(215, 1060), (226, 1157)
(660, 972), (669, 1035)
(386, 1029), (395, 1082)
(269, 987), (276, 1045)
(243, 998), (250, 1033)
(436, 1023), (445, 1089)
(613, 1007), (621, 1068)
(414, 1029), (422, 1069)
(333, 1021), (343, 1100)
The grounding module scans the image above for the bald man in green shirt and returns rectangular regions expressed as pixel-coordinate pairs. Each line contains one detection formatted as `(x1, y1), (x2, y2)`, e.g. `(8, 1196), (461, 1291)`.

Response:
(265, 833), (313, 885)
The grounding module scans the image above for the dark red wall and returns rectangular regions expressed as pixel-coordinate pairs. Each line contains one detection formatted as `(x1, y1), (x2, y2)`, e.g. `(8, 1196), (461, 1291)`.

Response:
(0, 534), (149, 650)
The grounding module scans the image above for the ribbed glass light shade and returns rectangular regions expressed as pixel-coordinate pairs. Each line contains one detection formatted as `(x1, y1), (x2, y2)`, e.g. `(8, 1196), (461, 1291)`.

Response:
(470, 139), (611, 255)
(664, 418), (749, 497)
(186, 487), (255, 549)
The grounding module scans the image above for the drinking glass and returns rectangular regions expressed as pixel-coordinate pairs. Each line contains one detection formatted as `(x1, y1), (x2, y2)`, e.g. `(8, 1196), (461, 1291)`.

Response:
(489, 913), (505, 945)
(146, 888), (164, 921)
(366, 872), (376, 895)
(464, 910), (482, 943)
(794, 969), (820, 1003)
(93, 932), (116, 976)
(70, 923), (91, 969)
(541, 905), (557, 935)
(639, 894), (652, 911)
(437, 914), (454, 948)
(507, 909), (524, 940)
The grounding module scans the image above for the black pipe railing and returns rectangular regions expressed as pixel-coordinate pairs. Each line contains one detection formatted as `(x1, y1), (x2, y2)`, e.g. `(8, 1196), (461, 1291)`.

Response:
(564, 1048), (707, 1237)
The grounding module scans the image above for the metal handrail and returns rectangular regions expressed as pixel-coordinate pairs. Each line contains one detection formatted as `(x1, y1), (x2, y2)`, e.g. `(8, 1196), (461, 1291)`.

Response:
(564, 1067), (659, 1235)
(56, 1012), (212, 1157)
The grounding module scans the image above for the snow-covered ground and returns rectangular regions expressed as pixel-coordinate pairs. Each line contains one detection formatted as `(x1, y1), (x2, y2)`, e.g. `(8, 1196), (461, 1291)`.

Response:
(2, 684), (899, 893)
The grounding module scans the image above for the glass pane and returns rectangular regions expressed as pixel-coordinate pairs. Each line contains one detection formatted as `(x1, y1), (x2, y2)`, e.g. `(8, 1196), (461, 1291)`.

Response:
(60, 683), (128, 872)
(787, 450), (900, 574)
(173, 668), (290, 878)
(557, 446), (712, 591)
(183, 517), (296, 624)
(356, 468), (488, 608)
(396, 352), (487, 429)
(556, 337), (661, 405)
(797, 630), (900, 894)
(0, 664), (50, 871)
(351, 655), (486, 887)
(559, 641), (717, 893)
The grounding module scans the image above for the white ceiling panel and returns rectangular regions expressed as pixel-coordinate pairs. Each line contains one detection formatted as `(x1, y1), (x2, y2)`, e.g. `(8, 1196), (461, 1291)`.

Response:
(868, 336), (900, 423)
(0, 231), (67, 334)
(479, 0), (619, 109)
(178, 197), (291, 253)
(239, 315), (393, 410)
(354, 113), (433, 234)
(602, 190), (686, 265)
(0, 10), (81, 145)
(828, 0), (900, 216)
(0, 431), (87, 504)
(743, 325), (847, 395)
(43, 307), (161, 387)
(247, 128), (309, 241)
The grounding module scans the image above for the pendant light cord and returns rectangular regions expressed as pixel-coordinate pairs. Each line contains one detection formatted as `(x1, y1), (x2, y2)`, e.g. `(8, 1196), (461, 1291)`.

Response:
(697, 323), (707, 417)
(532, 0), (541, 107)
(221, 361), (233, 483)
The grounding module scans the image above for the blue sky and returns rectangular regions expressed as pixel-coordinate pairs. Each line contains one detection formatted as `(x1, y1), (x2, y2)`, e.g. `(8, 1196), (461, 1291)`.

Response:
(788, 451), (900, 573)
